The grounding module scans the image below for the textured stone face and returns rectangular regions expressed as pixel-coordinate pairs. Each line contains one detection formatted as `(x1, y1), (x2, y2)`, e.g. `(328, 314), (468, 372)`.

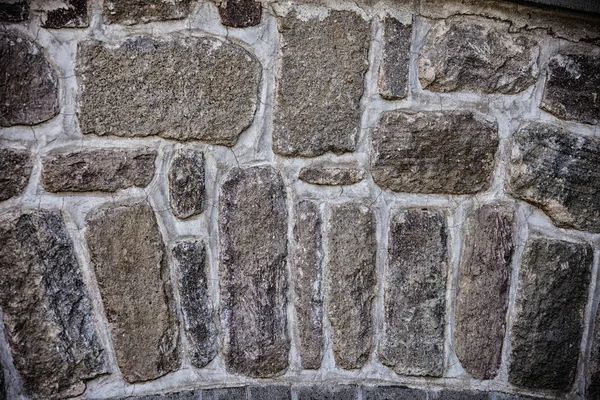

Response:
(380, 209), (447, 377)
(104, 0), (192, 24)
(379, 17), (412, 100)
(249, 385), (291, 400)
(419, 15), (539, 94)
(372, 110), (498, 194)
(0, 147), (32, 201)
(454, 203), (515, 380)
(363, 386), (427, 400)
(508, 237), (593, 392)
(219, 166), (289, 377)
(507, 122), (600, 233)
(296, 385), (357, 400)
(273, 11), (370, 157)
(0, 31), (59, 126)
(431, 390), (490, 400)
(39, 0), (87, 28)
(203, 388), (246, 400)
(218, 0), (262, 27)
(86, 201), (180, 383)
(588, 309), (600, 399)
(123, 391), (197, 400)
(0, 0), (28, 22)
(76, 36), (260, 145)
(42, 147), (157, 193)
(494, 394), (536, 400)
(169, 149), (205, 219)
(0, 210), (107, 400)
(326, 203), (377, 369)
(299, 166), (366, 186)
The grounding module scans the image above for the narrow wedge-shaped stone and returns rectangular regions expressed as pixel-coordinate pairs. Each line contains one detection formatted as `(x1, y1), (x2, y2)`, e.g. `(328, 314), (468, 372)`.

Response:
(0, 147), (32, 201)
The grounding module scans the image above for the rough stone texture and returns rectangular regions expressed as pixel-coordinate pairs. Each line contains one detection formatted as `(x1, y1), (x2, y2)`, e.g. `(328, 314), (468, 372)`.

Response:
(172, 240), (217, 368)
(218, 0), (262, 28)
(219, 166), (289, 377)
(540, 53), (600, 125)
(508, 237), (593, 392)
(0, 0), (28, 22)
(494, 394), (536, 400)
(588, 308), (600, 399)
(273, 11), (370, 157)
(0, 31), (59, 126)
(0, 147), (32, 201)
(38, 0), (88, 28)
(86, 201), (180, 383)
(169, 149), (205, 219)
(104, 0), (192, 25)
(454, 203), (515, 380)
(380, 209), (448, 377)
(430, 390), (489, 400)
(296, 385), (357, 400)
(0, 210), (107, 400)
(299, 165), (366, 186)
(418, 15), (539, 94)
(363, 386), (427, 400)
(249, 385), (291, 400)
(507, 122), (600, 233)
(326, 203), (377, 369)
(122, 391), (197, 400)
(379, 17), (412, 100)
(76, 36), (260, 145)
(293, 200), (323, 369)
(371, 110), (498, 194)
(203, 387), (246, 400)
(42, 147), (157, 193)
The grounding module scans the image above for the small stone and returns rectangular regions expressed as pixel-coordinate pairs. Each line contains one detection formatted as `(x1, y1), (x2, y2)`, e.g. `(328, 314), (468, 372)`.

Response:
(0, 0), (28, 22)
(218, 0), (261, 28)
(42, 147), (156, 193)
(379, 17), (412, 100)
(122, 391), (197, 400)
(296, 385), (357, 400)
(0, 148), (32, 201)
(249, 385), (291, 400)
(588, 308), (600, 398)
(203, 387), (246, 400)
(494, 394), (537, 400)
(508, 237), (593, 392)
(169, 149), (205, 219)
(430, 389), (490, 400)
(371, 110), (498, 194)
(104, 0), (192, 25)
(273, 11), (370, 157)
(326, 203), (377, 369)
(39, 0), (87, 28)
(380, 209), (448, 377)
(299, 165), (366, 186)
(363, 385), (427, 400)
(86, 200), (180, 383)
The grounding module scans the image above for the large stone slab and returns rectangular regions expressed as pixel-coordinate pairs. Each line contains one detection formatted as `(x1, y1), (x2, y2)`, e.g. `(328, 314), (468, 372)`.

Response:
(104, 0), (192, 25)
(587, 308), (600, 399)
(273, 11), (370, 157)
(508, 237), (593, 392)
(76, 36), (260, 145)
(0, 147), (32, 201)
(296, 385), (357, 400)
(299, 165), (366, 186)
(0, 0), (28, 22)
(379, 17), (412, 100)
(169, 149), (205, 219)
(37, 0), (88, 28)
(219, 166), (289, 377)
(371, 110), (498, 194)
(86, 200), (180, 382)
(0, 210), (107, 399)
(326, 203), (376, 369)
(507, 122), (600, 233)
(217, 0), (262, 28)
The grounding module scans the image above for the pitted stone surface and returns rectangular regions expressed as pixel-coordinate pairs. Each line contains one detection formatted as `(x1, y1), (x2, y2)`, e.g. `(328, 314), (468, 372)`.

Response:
(169, 149), (205, 219)
(249, 385), (291, 400)
(299, 165), (366, 186)
(219, 166), (289, 377)
(39, 0), (87, 28)
(0, 210), (107, 400)
(218, 0), (262, 27)
(379, 17), (411, 100)
(494, 394), (536, 400)
(0, 147), (32, 201)
(104, 0), (192, 25)
(509, 237), (593, 392)
(86, 201), (180, 383)
(0, 0), (28, 22)
(363, 385), (427, 400)
(76, 36), (260, 145)
(431, 389), (489, 400)
(203, 387), (246, 400)
(588, 308), (600, 399)
(273, 11), (369, 157)
(371, 110), (498, 194)
(123, 391), (197, 400)
(380, 209), (447, 377)
(296, 385), (357, 400)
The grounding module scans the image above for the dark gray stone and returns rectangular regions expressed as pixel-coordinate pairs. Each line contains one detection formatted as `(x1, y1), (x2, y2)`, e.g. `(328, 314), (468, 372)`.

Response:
(430, 389), (490, 400)
(380, 209), (448, 377)
(379, 17), (411, 100)
(249, 385), (291, 400)
(0, 0), (28, 22)
(218, 0), (261, 28)
(588, 308), (600, 399)
(296, 385), (357, 400)
(76, 36), (260, 146)
(39, 0), (87, 28)
(0, 147), (32, 201)
(169, 149), (205, 219)
(326, 203), (376, 369)
(121, 390), (197, 400)
(363, 385), (427, 400)
(203, 387), (246, 400)
(299, 165), (366, 186)
(493, 394), (538, 400)
(0, 210), (107, 400)
(86, 200), (180, 383)
(104, 0), (192, 25)
(219, 166), (289, 377)
(273, 11), (370, 157)
(508, 237), (593, 392)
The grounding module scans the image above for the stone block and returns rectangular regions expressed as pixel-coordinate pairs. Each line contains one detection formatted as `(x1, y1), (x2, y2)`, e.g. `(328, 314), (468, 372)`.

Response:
(169, 149), (205, 219)
(104, 0), (192, 25)
(218, 0), (261, 27)
(249, 385), (291, 400)
(363, 385), (427, 400)
(295, 385), (357, 400)
(588, 307), (600, 399)
(379, 17), (411, 100)
(0, 0), (28, 22)
(0, 147), (32, 201)
(299, 165), (366, 186)
(203, 387), (246, 400)
(39, 0), (88, 28)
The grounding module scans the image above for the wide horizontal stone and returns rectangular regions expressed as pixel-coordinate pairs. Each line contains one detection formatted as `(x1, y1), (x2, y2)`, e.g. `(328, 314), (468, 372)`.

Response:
(588, 308), (600, 399)
(122, 391), (197, 400)
(169, 149), (205, 219)
(0, 147), (32, 201)
(217, 0), (262, 27)
(363, 385), (427, 400)
(76, 36), (260, 145)
(296, 385), (357, 400)
(38, 0), (87, 28)
(103, 0), (192, 24)
(379, 17), (412, 100)
(299, 165), (366, 186)
(0, 0), (28, 22)
(249, 385), (291, 400)
(203, 387), (246, 400)
(430, 389), (490, 400)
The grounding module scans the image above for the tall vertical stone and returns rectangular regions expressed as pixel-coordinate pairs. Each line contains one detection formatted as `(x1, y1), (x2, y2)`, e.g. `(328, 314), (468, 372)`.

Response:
(0, 148), (32, 201)
(379, 17), (412, 100)
(587, 307), (600, 399)
(169, 149), (205, 219)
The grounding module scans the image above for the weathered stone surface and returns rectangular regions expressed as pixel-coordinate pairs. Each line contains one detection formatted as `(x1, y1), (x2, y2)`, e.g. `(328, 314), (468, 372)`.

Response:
(273, 11), (369, 157)
(508, 237), (593, 392)
(587, 308), (600, 399)
(430, 389), (489, 400)
(76, 36), (260, 145)
(104, 0), (192, 25)
(296, 385), (357, 400)
(42, 147), (156, 193)
(540, 53), (600, 125)
(507, 122), (600, 233)
(379, 17), (411, 100)
(380, 209), (447, 377)
(363, 386), (427, 400)
(299, 165), (366, 186)
(419, 15), (539, 94)
(0, 210), (107, 400)
(0, 32), (59, 126)
(218, 0), (261, 27)
(371, 110), (498, 194)
(203, 387), (246, 400)
(454, 203), (515, 380)
(293, 200), (323, 369)
(169, 149), (205, 219)
(249, 385), (291, 400)
(122, 391), (197, 400)
(86, 200), (179, 383)
(0, 0), (28, 22)
(219, 166), (289, 377)
(326, 203), (376, 369)
(494, 394), (536, 400)
(38, 0), (88, 28)
(172, 240), (217, 368)
(0, 147), (32, 201)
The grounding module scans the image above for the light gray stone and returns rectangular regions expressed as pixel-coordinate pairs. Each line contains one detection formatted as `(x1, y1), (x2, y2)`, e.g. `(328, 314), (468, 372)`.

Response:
(299, 165), (366, 186)
(379, 17), (411, 100)
(104, 0), (192, 25)
(296, 385), (357, 400)
(0, 147), (32, 201)
(169, 149), (205, 219)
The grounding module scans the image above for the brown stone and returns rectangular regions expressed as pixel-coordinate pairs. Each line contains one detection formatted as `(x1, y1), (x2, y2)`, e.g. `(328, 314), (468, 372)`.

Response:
(168, 149), (205, 219)
(0, 147), (32, 201)
(217, 0), (261, 27)
(298, 165), (366, 186)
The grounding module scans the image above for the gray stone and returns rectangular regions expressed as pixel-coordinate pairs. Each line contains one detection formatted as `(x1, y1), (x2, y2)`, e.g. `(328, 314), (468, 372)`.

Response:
(0, 0), (28, 22)
(296, 385), (357, 400)
(0, 210), (107, 400)
(104, 0), (192, 25)
(42, 147), (157, 193)
(418, 15), (539, 94)
(454, 203), (515, 380)
(86, 200), (180, 383)
(38, 0), (88, 28)
(588, 308), (600, 399)
(273, 11), (370, 157)
(0, 32), (59, 126)
(169, 149), (205, 219)
(493, 394), (537, 400)
(217, 0), (262, 28)
(326, 203), (377, 369)
(430, 389), (489, 400)
(172, 240), (217, 368)
(507, 122), (600, 233)
(249, 385), (291, 400)
(379, 209), (448, 377)
(299, 165), (366, 186)
(508, 237), (593, 392)
(371, 110), (498, 194)
(219, 166), (289, 377)
(540, 53), (600, 125)
(0, 147), (32, 201)
(121, 391), (197, 400)
(203, 387), (246, 400)
(379, 17), (411, 100)
(76, 36), (260, 146)
(363, 385), (427, 400)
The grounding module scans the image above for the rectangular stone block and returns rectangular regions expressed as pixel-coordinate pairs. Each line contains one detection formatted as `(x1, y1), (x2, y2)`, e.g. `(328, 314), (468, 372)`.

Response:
(0, 0), (28, 22)
(295, 385), (357, 400)
(588, 307), (600, 399)
(299, 165), (366, 186)
(0, 147), (32, 201)
(430, 389), (490, 400)
(38, 0), (87, 28)
(217, 0), (261, 27)
(249, 385), (291, 400)
(203, 387), (246, 400)
(168, 149), (205, 219)
(104, 0), (191, 25)
(379, 17), (412, 100)
(363, 385), (427, 400)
